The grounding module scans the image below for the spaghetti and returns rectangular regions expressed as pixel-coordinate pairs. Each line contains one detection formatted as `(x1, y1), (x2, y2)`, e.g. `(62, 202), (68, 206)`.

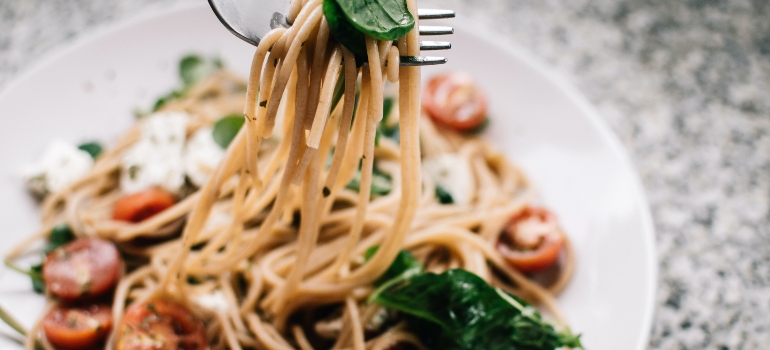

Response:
(5, 0), (579, 349)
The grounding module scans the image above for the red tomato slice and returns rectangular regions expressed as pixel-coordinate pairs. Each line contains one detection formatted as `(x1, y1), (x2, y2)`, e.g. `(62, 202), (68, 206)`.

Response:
(113, 188), (177, 223)
(116, 301), (208, 350)
(43, 238), (122, 300)
(422, 72), (488, 132)
(496, 207), (564, 273)
(42, 303), (113, 350)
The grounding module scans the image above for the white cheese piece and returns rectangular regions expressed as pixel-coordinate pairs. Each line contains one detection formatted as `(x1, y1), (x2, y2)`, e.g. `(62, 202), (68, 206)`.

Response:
(513, 218), (559, 248)
(422, 153), (474, 206)
(202, 211), (233, 232)
(194, 290), (230, 313)
(365, 307), (391, 331)
(20, 140), (94, 196)
(184, 127), (225, 187)
(120, 112), (189, 194)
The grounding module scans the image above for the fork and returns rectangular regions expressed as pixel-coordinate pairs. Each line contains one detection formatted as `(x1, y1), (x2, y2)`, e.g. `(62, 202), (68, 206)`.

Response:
(208, 0), (454, 66)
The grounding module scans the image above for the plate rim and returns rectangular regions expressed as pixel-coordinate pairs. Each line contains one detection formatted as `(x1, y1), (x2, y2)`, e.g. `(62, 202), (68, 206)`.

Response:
(0, 2), (658, 349)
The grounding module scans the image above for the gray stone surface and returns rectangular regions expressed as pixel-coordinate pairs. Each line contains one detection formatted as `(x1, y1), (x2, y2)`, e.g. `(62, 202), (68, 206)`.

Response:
(1, 0), (769, 348)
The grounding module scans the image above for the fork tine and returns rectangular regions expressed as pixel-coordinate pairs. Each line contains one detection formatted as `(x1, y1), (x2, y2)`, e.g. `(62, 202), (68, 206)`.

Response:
(417, 9), (456, 20)
(420, 41), (451, 51)
(419, 26), (454, 36)
(400, 56), (448, 66)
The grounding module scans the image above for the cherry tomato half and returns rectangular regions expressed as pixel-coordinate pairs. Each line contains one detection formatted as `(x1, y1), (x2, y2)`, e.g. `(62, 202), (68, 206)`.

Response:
(116, 301), (208, 350)
(43, 237), (122, 300)
(422, 72), (488, 132)
(496, 207), (564, 273)
(42, 303), (113, 350)
(113, 188), (177, 223)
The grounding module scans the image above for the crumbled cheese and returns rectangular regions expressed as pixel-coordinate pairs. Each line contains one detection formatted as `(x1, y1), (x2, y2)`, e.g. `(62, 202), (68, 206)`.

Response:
(202, 210), (232, 233)
(422, 153), (474, 205)
(513, 218), (559, 248)
(20, 140), (94, 196)
(184, 127), (225, 187)
(194, 290), (229, 313)
(365, 306), (391, 331)
(120, 112), (189, 194)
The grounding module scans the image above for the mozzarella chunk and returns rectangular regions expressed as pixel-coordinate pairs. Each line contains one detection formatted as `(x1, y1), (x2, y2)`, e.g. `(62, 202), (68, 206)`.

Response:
(422, 153), (474, 206)
(194, 290), (229, 313)
(120, 112), (189, 194)
(184, 127), (225, 187)
(20, 140), (94, 196)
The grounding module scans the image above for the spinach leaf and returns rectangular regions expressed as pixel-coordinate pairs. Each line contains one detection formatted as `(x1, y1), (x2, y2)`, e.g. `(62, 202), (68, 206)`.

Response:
(364, 246), (423, 286)
(324, 0), (368, 57)
(324, 0), (414, 58)
(377, 97), (400, 144)
(151, 89), (184, 112)
(435, 185), (454, 204)
(77, 142), (103, 159)
(372, 269), (583, 350)
(332, 0), (415, 41)
(382, 97), (394, 120)
(212, 114), (246, 149)
(141, 55), (223, 115)
(180, 55), (223, 87)
(5, 224), (76, 294)
(29, 264), (45, 293)
(4, 261), (44, 294)
(346, 165), (392, 196)
(45, 224), (76, 254)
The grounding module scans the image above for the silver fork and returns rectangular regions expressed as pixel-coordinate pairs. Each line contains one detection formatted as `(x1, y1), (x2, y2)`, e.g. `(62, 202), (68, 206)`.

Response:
(207, 0), (454, 66)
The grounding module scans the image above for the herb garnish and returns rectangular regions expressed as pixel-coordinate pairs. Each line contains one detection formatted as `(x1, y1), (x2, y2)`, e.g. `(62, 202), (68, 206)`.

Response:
(77, 142), (103, 159)
(138, 54), (223, 116)
(4, 224), (76, 294)
(212, 114), (246, 149)
(434, 185), (454, 204)
(377, 97), (399, 144)
(365, 249), (583, 349)
(364, 246), (422, 286)
(179, 55), (223, 87)
(346, 165), (392, 196)
(323, 0), (415, 59)
(372, 268), (583, 349)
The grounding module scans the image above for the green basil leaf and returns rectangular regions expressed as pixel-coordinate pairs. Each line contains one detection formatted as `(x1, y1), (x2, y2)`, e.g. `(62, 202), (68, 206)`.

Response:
(346, 163), (391, 196)
(152, 89), (184, 112)
(30, 264), (45, 293)
(372, 269), (583, 350)
(324, 0), (368, 57)
(179, 55), (223, 87)
(77, 142), (103, 159)
(331, 0), (415, 41)
(382, 97), (394, 120)
(45, 224), (75, 254)
(212, 114), (246, 149)
(370, 168), (392, 195)
(364, 246), (423, 286)
(5, 261), (44, 294)
(377, 97), (400, 143)
(435, 185), (454, 204)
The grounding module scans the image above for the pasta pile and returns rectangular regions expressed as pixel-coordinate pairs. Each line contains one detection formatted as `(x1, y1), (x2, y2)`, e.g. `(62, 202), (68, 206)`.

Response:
(6, 0), (577, 348)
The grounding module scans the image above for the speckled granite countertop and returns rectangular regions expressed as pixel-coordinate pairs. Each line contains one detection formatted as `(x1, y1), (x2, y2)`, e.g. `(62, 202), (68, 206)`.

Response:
(1, 0), (768, 348)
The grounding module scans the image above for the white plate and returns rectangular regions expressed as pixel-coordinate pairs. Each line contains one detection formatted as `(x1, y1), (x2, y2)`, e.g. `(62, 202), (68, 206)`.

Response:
(0, 3), (656, 349)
